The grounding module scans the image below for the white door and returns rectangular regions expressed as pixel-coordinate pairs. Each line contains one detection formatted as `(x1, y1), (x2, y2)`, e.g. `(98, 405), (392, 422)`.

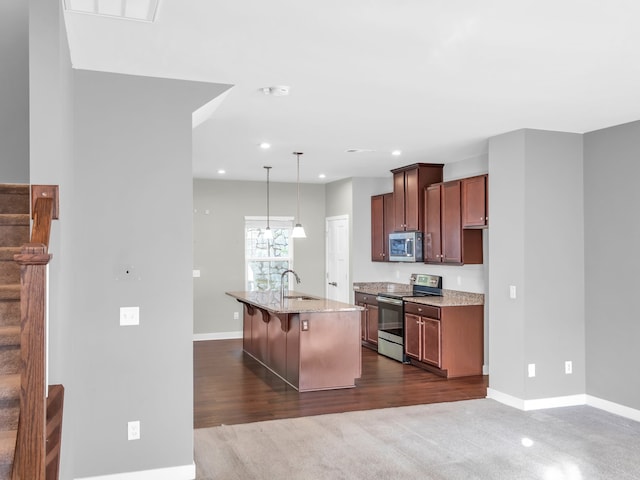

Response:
(325, 215), (350, 302)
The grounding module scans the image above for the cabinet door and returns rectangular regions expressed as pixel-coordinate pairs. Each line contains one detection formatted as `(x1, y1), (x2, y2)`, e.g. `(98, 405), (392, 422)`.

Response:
(366, 304), (379, 345)
(441, 181), (462, 264)
(424, 185), (442, 262)
(421, 317), (441, 367)
(462, 175), (488, 228)
(392, 171), (406, 231)
(371, 195), (385, 261)
(404, 168), (420, 230)
(383, 193), (394, 259)
(404, 313), (421, 360)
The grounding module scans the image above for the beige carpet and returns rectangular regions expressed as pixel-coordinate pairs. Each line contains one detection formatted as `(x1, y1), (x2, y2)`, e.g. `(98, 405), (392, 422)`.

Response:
(194, 398), (640, 479)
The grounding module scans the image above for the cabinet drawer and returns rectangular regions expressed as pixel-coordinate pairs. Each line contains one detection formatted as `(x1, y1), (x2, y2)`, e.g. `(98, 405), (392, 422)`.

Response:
(404, 302), (440, 319)
(355, 292), (377, 305)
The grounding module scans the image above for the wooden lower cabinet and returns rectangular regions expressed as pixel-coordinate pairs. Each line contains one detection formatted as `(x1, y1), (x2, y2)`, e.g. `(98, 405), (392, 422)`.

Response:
(240, 303), (362, 391)
(404, 302), (483, 378)
(355, 292), (378, 349)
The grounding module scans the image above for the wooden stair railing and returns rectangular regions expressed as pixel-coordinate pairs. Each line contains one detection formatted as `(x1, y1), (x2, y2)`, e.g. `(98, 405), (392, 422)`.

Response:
(11, 186), (61, 480)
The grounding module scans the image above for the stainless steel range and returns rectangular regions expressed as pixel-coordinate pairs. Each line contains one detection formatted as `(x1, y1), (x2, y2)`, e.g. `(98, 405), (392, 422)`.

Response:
(376, 273), (443, 363)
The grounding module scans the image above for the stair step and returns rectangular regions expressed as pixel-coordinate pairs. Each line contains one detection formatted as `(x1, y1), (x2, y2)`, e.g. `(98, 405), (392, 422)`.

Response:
(0, 429), (17, 478)
(0, 183), (29, 215)
(0, 215), (30, 248)
(0, 248), (21, 286)
(0, 375), (19, 403)
(0, 327), (19, 347)
(0, 287), (19, 302)
(0, 300), (20, 328)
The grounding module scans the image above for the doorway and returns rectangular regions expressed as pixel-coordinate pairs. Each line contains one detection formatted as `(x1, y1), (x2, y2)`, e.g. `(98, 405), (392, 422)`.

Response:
(325, 215), (349, 302)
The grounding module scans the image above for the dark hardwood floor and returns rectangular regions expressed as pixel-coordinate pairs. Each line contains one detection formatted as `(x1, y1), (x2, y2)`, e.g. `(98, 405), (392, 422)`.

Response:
(194, 339), (488, 429)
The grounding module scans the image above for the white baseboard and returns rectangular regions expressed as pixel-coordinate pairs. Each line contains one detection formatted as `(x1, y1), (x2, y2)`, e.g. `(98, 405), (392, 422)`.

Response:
(193, 331), (242, 341)
(487, 388), (640, 423)
(482, 364), (489, 375)
(586, 395), (640, 422)
(75, 463), (195, 480)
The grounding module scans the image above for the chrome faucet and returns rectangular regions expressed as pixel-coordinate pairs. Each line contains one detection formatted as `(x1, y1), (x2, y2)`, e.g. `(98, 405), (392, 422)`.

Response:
(281, 269), (301, 303)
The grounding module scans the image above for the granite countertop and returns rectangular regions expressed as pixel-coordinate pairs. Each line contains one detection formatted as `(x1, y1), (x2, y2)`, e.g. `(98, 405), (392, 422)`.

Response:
(226, 290), (363, 314)
(353, 282), (484, 307)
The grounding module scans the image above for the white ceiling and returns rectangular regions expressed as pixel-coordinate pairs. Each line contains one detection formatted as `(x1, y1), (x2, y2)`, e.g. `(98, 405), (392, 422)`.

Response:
(63, 0), (640, 184)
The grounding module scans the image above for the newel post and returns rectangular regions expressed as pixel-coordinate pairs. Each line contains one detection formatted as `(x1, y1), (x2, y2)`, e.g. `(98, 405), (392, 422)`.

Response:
(12, 244), (51, 480)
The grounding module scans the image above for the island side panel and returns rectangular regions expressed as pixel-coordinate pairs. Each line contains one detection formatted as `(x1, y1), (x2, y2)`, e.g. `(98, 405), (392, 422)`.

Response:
(297, 311), (361, 392)
(251, 308), (269, 363)
(286, 315), (300, 387)
(267, 313), (287, 379)
(242, 303), (253, 355)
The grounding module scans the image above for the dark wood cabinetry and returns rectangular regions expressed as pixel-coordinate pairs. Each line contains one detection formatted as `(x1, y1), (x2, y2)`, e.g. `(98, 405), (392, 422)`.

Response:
(371, 193), (394, 261)
(404, 302), (483, 378)
(355, 292), (378, 349)
(424, 180), (483, 265)
(391, 163), (443, 232)
(462, 174), (488, 228)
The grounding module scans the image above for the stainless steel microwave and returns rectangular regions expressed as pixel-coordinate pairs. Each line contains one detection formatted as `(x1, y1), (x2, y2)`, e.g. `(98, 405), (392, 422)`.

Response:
(388, 231), (423, 262)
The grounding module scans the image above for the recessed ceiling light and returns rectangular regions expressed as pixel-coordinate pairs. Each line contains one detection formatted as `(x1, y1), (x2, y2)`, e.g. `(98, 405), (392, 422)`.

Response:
(260, 142), (271, 149)
(318, 174), (326, 179)
(218, 169), (226, 175)
(392, 150), (402, 156)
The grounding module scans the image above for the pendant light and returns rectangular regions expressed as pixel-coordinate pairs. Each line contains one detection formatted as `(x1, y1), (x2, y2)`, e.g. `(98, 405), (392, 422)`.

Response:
(264, 166), (273, 240)
(291, 152), (306, 238)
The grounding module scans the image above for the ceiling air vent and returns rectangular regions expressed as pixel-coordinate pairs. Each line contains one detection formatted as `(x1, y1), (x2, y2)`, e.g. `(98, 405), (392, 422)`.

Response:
(345, 149), (376, 153)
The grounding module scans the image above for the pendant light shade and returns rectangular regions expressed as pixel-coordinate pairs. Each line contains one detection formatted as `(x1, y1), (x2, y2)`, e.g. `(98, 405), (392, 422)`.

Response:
(291, 152), (306, 238)
(264, 166), (273, 240)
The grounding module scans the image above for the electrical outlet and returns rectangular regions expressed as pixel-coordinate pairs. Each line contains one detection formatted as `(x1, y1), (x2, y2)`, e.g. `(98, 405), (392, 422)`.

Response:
(233, 311), (239, 320)
(528, 363), (536, 377)
(565, 361), (573, 374)
(128, 420), (140, 440)
(120, 306), (139, 326)
(509, 285), (517, 299)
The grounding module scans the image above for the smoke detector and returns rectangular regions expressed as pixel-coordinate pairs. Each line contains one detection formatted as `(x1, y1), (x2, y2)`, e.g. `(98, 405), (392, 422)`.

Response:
(261, 86), (290, 96)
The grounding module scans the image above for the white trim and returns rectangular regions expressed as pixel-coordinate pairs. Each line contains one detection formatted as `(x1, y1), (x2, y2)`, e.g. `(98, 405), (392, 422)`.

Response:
(486, 388), (525, 410)
(75, 463), (195, 480)
(523, 394), (586, 411)
(193, 331), (242, 341)
(487, 389), (586, 411)
(586, 395), (640, 423)
(482, 364), (489, 375)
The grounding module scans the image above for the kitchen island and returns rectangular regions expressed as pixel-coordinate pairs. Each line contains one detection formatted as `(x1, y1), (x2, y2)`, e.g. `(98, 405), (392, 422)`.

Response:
(226, 291), (363, 392)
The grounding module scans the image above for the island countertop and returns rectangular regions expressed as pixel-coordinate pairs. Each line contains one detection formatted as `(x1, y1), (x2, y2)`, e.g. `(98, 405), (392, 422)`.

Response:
(226, 290), (363, 314)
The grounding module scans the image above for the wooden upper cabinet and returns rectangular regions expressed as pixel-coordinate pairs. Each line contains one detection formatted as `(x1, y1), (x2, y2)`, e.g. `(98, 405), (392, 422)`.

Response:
(424, 185), (442, 263)
(371, 193), (394, 262)
(442, 181), (462, 264)
(462, 174), (488, 228)
(424, 180), (483, 265)
(391, 163), (443, 231)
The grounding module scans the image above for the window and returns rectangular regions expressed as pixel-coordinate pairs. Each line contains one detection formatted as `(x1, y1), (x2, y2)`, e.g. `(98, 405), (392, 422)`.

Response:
(245, 217), (294, 291)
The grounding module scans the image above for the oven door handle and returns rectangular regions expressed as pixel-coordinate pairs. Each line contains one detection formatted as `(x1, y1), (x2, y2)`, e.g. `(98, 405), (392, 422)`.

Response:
(376, 296), (404, 306)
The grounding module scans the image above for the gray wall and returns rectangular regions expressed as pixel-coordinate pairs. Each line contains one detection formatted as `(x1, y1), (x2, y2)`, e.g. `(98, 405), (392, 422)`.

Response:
(29, 2), (228, 475)
(584, 120), (640, 410)
(193, 178), (326, 335)
(488, 129), (585, 401)
(0, 0), (29, 182)
(28, 0), (75, 476)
